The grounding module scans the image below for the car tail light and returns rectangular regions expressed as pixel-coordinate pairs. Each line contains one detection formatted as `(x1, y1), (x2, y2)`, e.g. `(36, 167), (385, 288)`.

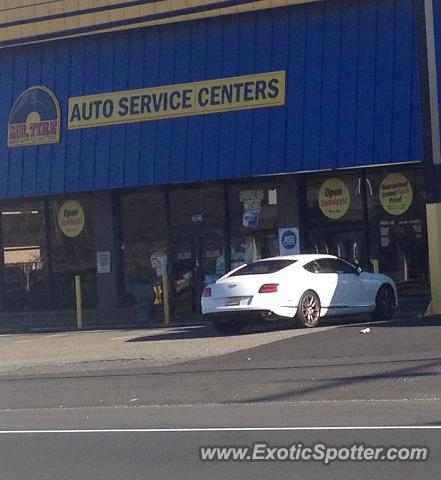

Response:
(202, 287), (212, 297)
(258, 283), (279, 293)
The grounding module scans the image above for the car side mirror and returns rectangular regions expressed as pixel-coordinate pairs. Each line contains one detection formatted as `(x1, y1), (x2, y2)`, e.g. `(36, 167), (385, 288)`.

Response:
(356, 266), (363, 275)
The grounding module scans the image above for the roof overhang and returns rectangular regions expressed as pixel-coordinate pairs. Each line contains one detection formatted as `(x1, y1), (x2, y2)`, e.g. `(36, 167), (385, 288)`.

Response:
(0, 0), (324, 49)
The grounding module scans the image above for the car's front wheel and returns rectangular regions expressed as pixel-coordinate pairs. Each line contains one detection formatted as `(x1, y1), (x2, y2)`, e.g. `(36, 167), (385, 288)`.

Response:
(297, 290), (321, 328)
(371, 284), (395, 321)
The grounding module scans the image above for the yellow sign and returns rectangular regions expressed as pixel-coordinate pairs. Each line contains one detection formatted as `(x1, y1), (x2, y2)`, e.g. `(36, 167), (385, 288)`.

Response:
(379, 173), (413, 215)
(58, 201), (85, 237)
(319, 178), (351, 219)
(68, 71), (285, 129)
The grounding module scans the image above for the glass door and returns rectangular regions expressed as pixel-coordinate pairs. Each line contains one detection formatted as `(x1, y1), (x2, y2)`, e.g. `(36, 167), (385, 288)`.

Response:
(172, 229), (199, 315)
(200, 228), (225, 286)
(169, 187), (226, 316)
(171, 227), (225, 315)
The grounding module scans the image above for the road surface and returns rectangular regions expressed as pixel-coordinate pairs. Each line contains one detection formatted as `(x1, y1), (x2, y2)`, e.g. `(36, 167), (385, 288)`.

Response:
(0, 315), (439, 479)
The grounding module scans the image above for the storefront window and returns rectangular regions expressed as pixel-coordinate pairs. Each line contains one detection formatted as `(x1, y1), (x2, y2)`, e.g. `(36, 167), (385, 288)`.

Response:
(49, 198), (97, 309)
(121, 191), (168, 319)
(228, 183), (279, 269)
(305, 174), (366, 266)
(1, 201), (50, 311)
(366, 168), (429, 293)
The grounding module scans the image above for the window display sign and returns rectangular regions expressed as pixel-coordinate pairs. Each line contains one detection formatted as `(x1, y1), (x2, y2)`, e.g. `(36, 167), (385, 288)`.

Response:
(176, 243), (191, 260)
(244, 199), (261, 211)
(239, 190), (264, 202)
(150, 252), (167, 275)
(97, 251), (111, 274)
(241, 190), (263, 228)
(58, 200), (85, 237)
(379, 173), (413, 215)
(243, 211), (259, 228)
(191, 214), (203, 222)
(204, 241), (220, 258)
(279, 228), (300, 255)
(318, 178), (351, 219)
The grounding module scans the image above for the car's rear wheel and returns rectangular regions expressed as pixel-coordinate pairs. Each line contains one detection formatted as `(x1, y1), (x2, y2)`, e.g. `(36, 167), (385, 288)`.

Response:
(297, 290), (321, 328)
(213, 317), (242, 335)
(371, 284), (395, 321)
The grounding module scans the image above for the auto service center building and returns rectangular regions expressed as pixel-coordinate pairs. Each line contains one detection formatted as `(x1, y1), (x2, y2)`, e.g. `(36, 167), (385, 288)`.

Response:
(0, 0), (437, 328)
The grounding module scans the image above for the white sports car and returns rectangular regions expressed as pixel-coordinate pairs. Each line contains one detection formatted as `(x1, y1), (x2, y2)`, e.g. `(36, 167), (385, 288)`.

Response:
(201, 254), (398, 334)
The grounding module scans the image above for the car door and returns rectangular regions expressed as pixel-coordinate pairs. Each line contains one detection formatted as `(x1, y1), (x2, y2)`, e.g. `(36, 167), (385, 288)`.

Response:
(303, 259), (339, 311)
(328, 259), (369, 313)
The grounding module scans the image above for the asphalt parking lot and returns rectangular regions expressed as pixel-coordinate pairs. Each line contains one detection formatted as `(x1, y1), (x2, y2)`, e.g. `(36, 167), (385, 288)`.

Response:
(0, 320), (337, 375)
(0, 312), (439, 480)
(0, 307), (434, 376)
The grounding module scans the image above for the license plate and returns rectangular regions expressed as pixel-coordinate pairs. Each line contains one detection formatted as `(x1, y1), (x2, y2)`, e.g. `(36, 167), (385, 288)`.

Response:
(225, 297), (241, 306)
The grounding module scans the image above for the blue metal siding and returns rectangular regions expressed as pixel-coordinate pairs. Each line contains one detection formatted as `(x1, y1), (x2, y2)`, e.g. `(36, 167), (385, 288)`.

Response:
(355, 2), (376, 167)
(320, 1), (341, 170)
(337, 1), (358, 169)
(269, 10), (290, 175)
(0, 0), (423, 198)
(250, 12), (272, 176)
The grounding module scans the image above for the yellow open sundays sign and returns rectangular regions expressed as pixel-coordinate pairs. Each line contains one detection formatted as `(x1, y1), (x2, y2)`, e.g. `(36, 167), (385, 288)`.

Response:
(68, 71), (285, 130)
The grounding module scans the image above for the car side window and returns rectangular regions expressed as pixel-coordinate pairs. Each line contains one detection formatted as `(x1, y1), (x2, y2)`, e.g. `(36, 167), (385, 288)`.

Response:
(316, 259), (334, 273)
(304, 259), (356, 274)
(334, 259), (357, 274)
(304, 259), (334, 273)
(304, 261), (322, 273)
(315, 259), (355, 274)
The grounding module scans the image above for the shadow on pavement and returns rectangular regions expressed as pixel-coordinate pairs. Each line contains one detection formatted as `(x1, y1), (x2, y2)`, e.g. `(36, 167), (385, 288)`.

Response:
(243, 357), (441, 404)
(126, 321), (297, 342)
(126, 325), (216, 342)
(127, 312), (441, 342)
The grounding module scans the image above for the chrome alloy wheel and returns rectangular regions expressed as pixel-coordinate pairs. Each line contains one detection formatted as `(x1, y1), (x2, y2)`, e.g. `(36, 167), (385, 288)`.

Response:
(301, 293), (320, 326)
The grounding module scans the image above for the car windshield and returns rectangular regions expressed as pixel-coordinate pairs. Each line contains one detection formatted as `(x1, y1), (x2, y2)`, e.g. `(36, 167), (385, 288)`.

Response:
(228, 259), (297, 276)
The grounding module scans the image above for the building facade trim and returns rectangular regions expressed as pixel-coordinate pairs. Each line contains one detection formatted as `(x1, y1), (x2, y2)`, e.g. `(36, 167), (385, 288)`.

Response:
(0, 0), (322, 48)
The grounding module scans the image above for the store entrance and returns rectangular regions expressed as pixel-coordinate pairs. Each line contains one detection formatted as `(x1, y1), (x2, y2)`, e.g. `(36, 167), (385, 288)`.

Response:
(171, 228), (225, 316)
(169, 186), (226, 317)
